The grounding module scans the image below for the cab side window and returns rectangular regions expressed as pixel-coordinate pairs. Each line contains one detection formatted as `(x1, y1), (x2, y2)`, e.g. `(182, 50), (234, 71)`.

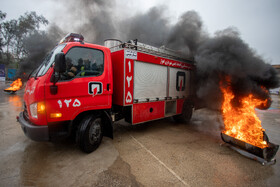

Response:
(61, 47), (104, 80)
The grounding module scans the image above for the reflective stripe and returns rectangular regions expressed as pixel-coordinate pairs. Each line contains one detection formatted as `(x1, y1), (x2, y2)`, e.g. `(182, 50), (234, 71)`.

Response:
(81, 66), (85, 76)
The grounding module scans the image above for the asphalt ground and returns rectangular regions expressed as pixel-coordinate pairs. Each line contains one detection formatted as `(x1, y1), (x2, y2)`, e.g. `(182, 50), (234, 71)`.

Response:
(0, 81), (280, 186)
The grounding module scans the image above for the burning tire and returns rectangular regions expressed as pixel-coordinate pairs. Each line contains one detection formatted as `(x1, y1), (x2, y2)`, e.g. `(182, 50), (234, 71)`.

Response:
(221, 132), (279, 164)
(173, 101), (193, 123)
(76, 115), (103, 153)
(4, 78), (23, 93)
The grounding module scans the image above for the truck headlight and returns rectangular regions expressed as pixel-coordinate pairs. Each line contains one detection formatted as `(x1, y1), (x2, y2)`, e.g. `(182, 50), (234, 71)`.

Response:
(30, 102), (46, 119)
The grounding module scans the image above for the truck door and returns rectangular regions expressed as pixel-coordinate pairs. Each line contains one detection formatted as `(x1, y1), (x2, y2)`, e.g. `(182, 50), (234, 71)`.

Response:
(45, 46), (112, 122)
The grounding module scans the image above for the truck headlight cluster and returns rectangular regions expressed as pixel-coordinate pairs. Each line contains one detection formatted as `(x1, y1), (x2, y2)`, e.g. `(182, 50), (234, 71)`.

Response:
(30, 102), (46, 119)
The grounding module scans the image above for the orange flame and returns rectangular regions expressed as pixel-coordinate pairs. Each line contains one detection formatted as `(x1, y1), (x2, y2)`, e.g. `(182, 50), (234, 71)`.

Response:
(4, 78), (23, 92)
(220, 79), (268, 148)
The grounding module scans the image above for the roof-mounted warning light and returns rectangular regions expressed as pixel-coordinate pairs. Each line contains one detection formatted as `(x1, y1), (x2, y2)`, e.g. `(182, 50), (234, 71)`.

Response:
(59, 33), (84, 44)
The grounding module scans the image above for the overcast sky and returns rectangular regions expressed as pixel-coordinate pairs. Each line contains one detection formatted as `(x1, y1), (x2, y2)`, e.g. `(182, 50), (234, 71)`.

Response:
(1, 0), (280, 65)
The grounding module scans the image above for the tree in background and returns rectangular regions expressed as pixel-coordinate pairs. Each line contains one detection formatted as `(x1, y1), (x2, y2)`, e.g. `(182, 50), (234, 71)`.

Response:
(0, 11), (48, 67)
(0, 11), (7, 64)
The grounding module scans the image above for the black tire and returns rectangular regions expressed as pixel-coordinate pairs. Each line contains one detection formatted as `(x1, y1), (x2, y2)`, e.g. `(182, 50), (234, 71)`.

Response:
(173, 101), (193, 123)
(76, 115), (103, 153)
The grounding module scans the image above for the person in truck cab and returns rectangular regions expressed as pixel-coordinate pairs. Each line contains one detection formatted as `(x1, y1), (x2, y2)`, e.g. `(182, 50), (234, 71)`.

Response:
(84, 59), (91, 70)
(59, 58), (77, 80)
(67, 66), (77, 77)
(76, 58), (87, 76)
(66, 58), (77, 78)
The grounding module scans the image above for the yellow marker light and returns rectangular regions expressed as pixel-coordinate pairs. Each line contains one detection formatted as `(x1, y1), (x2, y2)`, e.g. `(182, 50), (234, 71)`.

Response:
(37, 102), (46, 114)
(50, 113), (62, 118)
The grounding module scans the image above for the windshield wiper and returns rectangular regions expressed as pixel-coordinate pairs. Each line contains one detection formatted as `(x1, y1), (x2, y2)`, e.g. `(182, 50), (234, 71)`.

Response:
(28, 68), (36, 80)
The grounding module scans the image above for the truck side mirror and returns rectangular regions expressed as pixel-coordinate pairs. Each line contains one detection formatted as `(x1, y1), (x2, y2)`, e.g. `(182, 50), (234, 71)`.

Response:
(54, 53), (66, 73)
(50, 53), (66, 95)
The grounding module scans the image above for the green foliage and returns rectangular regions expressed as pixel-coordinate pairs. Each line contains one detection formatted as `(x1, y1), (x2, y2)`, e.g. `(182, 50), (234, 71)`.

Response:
(0, 11), (48, 66)
(0, 11), (7, 53)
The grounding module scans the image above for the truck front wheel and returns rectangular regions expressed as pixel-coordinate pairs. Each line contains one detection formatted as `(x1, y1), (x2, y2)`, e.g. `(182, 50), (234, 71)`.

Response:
(76, 115), (103, 153)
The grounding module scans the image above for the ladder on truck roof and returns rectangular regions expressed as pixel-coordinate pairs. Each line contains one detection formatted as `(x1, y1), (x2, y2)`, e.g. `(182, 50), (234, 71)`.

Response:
(106, 39), (194, 63)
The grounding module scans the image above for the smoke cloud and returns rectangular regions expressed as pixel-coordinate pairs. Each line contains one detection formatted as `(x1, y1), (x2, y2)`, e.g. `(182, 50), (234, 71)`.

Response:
(51, 0), (206, 58)
(195, 28), (279, 109)
(166, 10), (206, 56)
(18, 25), (65, 78)
(52, 0), (117, 44)
(119, 6), (169, 48)
(20, 0), (279, 110)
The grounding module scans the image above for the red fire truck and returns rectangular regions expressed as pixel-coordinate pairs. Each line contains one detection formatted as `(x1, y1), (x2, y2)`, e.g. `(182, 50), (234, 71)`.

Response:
(18, 33), (195, 153)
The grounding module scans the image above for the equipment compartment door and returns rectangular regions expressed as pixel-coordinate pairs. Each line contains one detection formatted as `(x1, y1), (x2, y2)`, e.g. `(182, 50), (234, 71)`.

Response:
(169, 68), (190, 99)
(134, 61), (168, 102)
(132, 101), (165, 124)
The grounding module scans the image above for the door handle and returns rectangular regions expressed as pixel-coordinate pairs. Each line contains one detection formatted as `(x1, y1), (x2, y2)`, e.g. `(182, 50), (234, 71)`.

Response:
(107, 83), (110, 91)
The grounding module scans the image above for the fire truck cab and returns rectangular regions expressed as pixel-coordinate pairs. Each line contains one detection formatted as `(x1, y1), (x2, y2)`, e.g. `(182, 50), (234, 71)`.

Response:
(18, 33), (195, 153)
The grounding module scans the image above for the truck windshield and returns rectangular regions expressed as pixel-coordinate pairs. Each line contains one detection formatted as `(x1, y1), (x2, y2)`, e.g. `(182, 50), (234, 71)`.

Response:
(31, 44), (66, 78)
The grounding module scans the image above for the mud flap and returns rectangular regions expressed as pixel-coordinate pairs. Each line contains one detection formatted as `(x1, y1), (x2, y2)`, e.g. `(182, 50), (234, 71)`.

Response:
(102, 110), (113, 139)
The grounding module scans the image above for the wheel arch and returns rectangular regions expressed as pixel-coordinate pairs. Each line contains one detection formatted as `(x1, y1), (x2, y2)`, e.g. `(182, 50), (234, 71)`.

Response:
(173, 97), (194, 123)
(71, 109), (113, 139)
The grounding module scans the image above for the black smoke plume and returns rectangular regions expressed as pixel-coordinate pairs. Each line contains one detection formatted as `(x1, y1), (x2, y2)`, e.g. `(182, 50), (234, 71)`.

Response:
(17, 25), (65, 79)
(53, 0), (117, 44)
(51, 1), (205, 58)
(195, 28), (279, 109)
(166, 10), (207, 57)
(119, 6), (169, 48)
(20, 0), (279, 110)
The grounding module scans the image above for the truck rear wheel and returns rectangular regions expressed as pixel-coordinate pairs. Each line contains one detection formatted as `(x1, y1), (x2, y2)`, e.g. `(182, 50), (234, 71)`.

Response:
(173, 101), (193, 123)
(76, 115), (103, 153)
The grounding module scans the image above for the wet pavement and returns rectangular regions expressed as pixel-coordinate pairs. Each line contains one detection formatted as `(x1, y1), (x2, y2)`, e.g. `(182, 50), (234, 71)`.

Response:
(0, 81), (280, 186)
